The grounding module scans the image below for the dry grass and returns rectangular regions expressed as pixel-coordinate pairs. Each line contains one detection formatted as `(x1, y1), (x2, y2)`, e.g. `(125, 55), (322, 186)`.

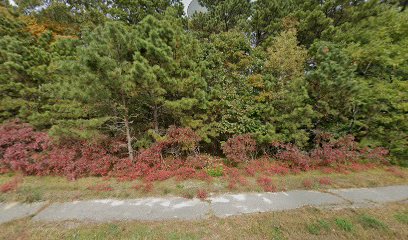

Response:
(0, 167), (407, 203)
(0, 203), (407, 239)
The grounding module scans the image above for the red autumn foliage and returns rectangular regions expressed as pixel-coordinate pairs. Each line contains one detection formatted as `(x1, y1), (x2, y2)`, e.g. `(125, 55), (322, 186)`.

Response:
(0, 121), (393, 190)
(318, 177), (333, 185)
(0, 120), (50, 175)
(164, 126), (201, 157)
(43, 143), (119, 180)
(224, 167), (247, 190)
(194, 171), (212, 182)
(302, 178), (314, 189)
(197, 189), (208, 200)
(174, 167), (196, 181)
(0, 176), (22, 193)
(257, 176), (277, 192)
(222, 134), (256, 164)
(145, 170), (173, 182)
(386, 167), (405, 178)
(360, 147), (389, 164)
(186, 154), (214, 169)
(272, 142), (311, 170)
(311, 135), (360, 166)
(143, 182), (153, 192)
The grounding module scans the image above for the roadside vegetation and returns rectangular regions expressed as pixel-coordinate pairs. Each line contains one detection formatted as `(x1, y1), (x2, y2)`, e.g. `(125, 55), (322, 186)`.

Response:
(0, 166), (406, 203)
(0, 0), (407, 204)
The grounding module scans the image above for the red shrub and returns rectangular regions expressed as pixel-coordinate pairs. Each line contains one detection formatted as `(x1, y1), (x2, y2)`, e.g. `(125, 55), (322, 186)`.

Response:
(0, 176), (22, 193)
(0, 120), (50, 175)
(311, 135), (360, 166)
(43, 143), (118, 180)
(137, 143), (165, 167)
(222, 134), (256, 164)
(165, 126), (201, 156)
(272, 142), (311, 170)
(197, 189), (208, 200)
(87, 183), (113, 192)
(257, 176), (277, 192)
(194, 171), (212, 182)
(186, 154), (212, 169)
(245, 165), (257, 176)
(318, 177), (333, 185)
(174, 167), (196, 181)
(362, 147), (389, 164)
(302, 178), (314, 189)
(320, 167), (335, 174)
(386, 167), (405, 178)
(143, 182), (153, 192)
(268, 164), (291, 175)
(227, 180), (237, 190)
(225, 168), (248, 189)
(144, 170), (173, 182)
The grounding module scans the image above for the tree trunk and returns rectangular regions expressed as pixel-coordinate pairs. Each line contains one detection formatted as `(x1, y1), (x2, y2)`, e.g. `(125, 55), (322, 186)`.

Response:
(124, 115), (134, 161)
(153, 105), (159, 133)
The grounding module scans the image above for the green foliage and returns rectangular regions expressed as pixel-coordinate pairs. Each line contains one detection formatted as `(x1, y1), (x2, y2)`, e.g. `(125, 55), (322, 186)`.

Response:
(1, 1), (406, 164)
(335, 218), (354, 232)
(359, 214), (388, 230)
(306, 219), (330, 235)
(394, 212), (408, 224)
(206, 165), (224, 177)
(307, 41), (357, 135)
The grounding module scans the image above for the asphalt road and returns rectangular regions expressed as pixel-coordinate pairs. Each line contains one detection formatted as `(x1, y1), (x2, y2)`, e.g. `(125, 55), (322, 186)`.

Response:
(1, 185), (407, 224)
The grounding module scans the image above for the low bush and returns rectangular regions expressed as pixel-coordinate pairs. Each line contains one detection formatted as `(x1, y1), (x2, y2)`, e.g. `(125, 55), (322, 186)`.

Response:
(0, 176), (22, 193)
(0, 120), (50, 175)
(272, 142), (311, 170)
(206, 165), (224, 177)
(318, 177), (333, 185)
(386, 167), (405, 178)
(222, 134), (256, 165)
(196, 189), (208, 200)
(302, 178), (314, 189)
(256, 176), (277, 192)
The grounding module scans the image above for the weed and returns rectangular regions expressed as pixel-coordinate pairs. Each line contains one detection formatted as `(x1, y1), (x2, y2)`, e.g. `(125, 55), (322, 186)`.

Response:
(182, 190), (195, 199)
(87, 183), (113, 192)
(206, 165), (224, 177)
(162, 188), (171, 195)
(359, 214), (387, 229)
(270, 226), (284, 240)
(394, 212), (408, 224)
(335, 218), (354, 232)
(306, 219), (330, 235)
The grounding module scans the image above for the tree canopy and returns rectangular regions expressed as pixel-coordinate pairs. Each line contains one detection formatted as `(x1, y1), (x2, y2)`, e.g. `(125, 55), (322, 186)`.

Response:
(0, 0), (406, 164)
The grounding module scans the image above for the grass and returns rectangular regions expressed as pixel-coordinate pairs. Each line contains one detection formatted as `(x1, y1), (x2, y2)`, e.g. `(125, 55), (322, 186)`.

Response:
(359, 214), (388, 230)
(306, 219), (330, 235)
(0, 203), (407, 240)
(335, 218), (354, 232)
(0, 167), (407, 203)
(394, 212), (408, 224)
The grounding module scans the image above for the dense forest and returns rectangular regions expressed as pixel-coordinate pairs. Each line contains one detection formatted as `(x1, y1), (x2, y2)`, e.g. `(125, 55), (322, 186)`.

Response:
(0, 0), (407, 180)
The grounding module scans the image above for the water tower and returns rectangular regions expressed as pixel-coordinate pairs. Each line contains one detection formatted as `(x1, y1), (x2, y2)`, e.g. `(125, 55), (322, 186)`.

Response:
(187, 0), (207, 17)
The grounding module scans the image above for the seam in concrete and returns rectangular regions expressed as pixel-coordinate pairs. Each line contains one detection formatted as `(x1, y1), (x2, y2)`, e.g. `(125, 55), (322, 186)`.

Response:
(321, 190), (354, 205)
